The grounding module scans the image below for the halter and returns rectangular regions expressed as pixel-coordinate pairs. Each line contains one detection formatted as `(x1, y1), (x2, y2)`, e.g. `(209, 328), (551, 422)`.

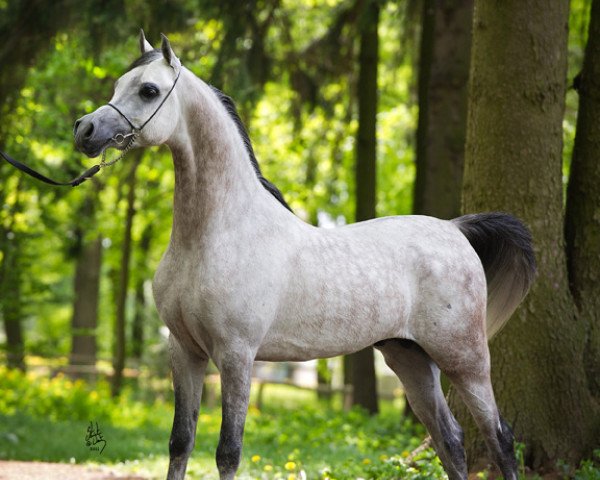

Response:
(0, 67), (181, 187)
(107, 68), (181, 138)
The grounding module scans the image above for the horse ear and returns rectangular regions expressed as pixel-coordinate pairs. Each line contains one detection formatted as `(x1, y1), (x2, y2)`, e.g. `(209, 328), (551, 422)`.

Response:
(160, 33), (181, 73)
(139, 29), (153, 54)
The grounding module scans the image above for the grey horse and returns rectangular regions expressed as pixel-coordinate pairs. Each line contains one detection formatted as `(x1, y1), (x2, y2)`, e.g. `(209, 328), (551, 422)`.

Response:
(74, 32), (535, 480)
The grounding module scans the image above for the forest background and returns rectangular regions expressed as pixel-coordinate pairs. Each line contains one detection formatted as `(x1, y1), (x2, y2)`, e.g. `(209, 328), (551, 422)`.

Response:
(0, 0), (599, 479)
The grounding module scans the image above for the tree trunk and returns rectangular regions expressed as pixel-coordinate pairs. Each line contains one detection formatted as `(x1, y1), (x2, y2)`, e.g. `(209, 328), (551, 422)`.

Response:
(69, 196), (102, 373)
(410, 0), (473, 422)
(111, 155), (142, 397)
(1, 235), (25, 371)
(565, 0), (600, 427)
(348, 0), (379, 415)
(0, 180), (25, 370)
(455, 0), (599, 469)
(414, 0), (473, 219)
(69, 236), (102, 371)
(131, 223), (152, 360)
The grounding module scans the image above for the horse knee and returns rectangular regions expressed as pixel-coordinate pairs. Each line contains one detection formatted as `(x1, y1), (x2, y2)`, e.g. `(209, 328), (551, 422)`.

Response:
(216, 438), (242, 477)
(169, 426), (194, 459)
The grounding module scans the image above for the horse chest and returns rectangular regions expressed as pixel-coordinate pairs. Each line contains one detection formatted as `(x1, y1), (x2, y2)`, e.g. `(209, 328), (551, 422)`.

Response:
(153, 244), (277, 354)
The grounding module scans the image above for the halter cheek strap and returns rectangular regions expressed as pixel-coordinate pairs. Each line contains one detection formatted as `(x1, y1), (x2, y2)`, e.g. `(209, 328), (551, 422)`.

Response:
(107, 69), (181, 133)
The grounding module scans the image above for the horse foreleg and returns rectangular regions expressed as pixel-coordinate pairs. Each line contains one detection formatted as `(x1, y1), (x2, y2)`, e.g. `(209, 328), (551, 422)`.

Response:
(377, 339), (468, 480)
(214, 350), (253, 480)
(167, 336), (208, 480)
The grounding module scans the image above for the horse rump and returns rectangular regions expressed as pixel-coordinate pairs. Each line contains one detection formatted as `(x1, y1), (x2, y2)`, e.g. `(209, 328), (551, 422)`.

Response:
(452, 212), (536, 338)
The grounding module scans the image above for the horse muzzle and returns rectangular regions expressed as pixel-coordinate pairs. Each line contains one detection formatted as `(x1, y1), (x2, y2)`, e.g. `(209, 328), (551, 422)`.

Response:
(74, 107), (131, 158)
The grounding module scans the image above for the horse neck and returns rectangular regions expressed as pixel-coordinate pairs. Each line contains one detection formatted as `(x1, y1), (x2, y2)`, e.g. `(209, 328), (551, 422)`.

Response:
(167, 76), (263, 247)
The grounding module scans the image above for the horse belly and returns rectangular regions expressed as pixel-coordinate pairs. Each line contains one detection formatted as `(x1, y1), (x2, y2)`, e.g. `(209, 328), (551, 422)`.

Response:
(256, 271), (412, 362)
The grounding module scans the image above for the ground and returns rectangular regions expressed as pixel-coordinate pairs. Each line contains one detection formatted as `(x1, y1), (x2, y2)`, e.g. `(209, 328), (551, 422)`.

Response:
(0, 461), (147, 480)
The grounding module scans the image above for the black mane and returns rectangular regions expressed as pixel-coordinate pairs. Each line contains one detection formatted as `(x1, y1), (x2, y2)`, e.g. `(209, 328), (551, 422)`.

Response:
(127, 51), (291, 211)
(209, 86), (292, 211)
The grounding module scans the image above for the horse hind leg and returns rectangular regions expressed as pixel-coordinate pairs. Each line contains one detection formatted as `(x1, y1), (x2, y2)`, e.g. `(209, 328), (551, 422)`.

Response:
(446, 367), (518, 480)
(422, 325), (518, 480)
(376, 339), (468, 480)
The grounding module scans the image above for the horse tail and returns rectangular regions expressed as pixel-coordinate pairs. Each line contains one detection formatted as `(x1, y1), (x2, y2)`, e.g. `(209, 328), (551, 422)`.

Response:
(452, 212), (536, 339)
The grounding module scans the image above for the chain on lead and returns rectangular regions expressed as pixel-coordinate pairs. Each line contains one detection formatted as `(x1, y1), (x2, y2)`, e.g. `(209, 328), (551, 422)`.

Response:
(100, 131), (139, 168)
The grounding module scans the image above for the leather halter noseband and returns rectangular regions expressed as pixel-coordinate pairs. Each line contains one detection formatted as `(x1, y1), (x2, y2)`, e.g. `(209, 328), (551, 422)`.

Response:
(0, 68), (181, 187)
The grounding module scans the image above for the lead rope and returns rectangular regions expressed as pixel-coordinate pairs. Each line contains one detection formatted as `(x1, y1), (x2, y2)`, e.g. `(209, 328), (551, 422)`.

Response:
(0, 130), (139, 187)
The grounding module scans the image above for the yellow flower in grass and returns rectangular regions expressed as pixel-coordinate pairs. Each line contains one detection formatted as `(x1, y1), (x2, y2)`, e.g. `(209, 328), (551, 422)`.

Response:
(362, 458), (371, 465)
(401, 450), (410, 458)
(379, 454), (389, 461)
(285, 461), (296, 471)
(251, 455), (261, 463)
(263, 465), (273, 472)
(288, 475), (297, 480)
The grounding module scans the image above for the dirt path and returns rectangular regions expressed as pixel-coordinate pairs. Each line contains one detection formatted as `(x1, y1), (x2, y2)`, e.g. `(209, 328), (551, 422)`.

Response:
(0, 461), (148, 480)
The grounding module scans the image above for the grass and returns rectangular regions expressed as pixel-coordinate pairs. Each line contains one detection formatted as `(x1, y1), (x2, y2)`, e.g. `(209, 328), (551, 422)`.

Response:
(0, 366), (429, 479)
(0, 366), (599, 479)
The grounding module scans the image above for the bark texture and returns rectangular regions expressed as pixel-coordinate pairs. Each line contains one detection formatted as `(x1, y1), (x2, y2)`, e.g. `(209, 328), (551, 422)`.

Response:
(456, 0), (599, 468)
(69, 236), (102, 369)
(565, 0), (600, 407)
(414, 0), (473, 219)
(69, 196), (102, 371)
(348, 0), (379, 415)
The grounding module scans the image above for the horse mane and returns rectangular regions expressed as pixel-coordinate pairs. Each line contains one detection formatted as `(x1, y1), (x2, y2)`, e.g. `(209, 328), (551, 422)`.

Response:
(208, 86), (292, 211)
(128, 50), (292, 211)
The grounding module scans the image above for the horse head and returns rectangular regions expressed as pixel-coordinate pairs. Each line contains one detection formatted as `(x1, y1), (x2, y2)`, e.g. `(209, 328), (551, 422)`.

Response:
(74, 31), (182, 157)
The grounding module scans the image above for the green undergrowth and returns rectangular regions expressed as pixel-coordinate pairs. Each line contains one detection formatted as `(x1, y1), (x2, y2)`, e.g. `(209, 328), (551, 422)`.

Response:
(0, 366), (599, 479)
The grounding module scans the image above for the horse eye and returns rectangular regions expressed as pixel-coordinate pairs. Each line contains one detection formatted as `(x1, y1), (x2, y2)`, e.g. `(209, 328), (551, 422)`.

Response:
(139, 83), (160, 100)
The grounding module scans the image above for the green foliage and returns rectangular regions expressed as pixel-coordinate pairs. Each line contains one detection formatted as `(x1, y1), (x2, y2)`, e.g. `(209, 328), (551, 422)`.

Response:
(0, 365), (147, 424)
(1, 367), (600, 479)
(362, 448), (446, 480)
(573, 451), (600, 480)
(558, 450), (600, 480)
(242, 403), (426, 479)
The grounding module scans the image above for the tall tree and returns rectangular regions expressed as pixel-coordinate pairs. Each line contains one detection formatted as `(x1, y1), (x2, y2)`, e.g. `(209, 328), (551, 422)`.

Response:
(565, 0), (600, 423)
(69, 195), (102, 373)
(131, 223), (153, 360)
(457, 0), (599, 468)
(70, 235), (102, 369)
(0, 180), (25, 370)
(112, 154), (142, 396)
(414, 0), (473, 219)
(348, 0), (379, 415)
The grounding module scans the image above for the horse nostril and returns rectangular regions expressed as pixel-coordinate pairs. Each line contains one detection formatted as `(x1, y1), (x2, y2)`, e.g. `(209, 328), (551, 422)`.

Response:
(73, 119), (82, 135)
(83, 122), (95, 139)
